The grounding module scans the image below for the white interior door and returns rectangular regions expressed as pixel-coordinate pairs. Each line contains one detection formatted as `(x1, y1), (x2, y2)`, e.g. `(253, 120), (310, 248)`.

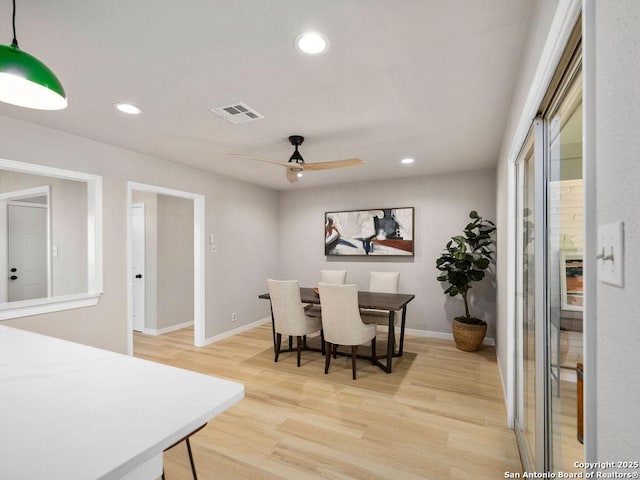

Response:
(132, 204), (145, 332)
(8, 204), (48, 301)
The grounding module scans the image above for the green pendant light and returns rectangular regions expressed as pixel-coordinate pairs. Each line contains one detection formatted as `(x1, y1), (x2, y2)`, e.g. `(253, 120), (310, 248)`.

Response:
(0, 0), (66, 110)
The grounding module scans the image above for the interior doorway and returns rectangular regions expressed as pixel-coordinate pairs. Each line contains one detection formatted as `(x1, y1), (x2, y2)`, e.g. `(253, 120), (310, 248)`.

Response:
(0, 186), (51, 303)
(126, 182), (205, 355)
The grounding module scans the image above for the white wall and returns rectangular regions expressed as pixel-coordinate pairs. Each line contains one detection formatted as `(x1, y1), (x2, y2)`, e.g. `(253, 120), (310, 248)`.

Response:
(495, 0), (559, 424)
(157, 194), (194, 330)
(0, 115), (278, 353)
(593, 0), (640, 461)
(278, 169), (497, 339)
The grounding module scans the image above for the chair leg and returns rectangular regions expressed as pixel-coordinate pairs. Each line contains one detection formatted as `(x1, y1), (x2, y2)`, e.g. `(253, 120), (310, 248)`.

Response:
(324, 342), (332, 374)
(274, 333), (282, 362)
(351, 345), (358, 380)
(371, 337), (376, 365)
(320, 330), (326, 355)
(303, 334), (308, 349)
(296, 336), (302, 367)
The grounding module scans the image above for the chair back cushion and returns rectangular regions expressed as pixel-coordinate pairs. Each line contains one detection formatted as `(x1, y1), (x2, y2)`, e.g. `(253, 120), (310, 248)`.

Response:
(320, 269), (347, 284)
(318, 283), (375, 346)
(369, 271), (400, 293)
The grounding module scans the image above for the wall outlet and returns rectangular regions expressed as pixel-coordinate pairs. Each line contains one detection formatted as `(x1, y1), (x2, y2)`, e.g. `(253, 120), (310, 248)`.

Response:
(231, 312), (237, 322)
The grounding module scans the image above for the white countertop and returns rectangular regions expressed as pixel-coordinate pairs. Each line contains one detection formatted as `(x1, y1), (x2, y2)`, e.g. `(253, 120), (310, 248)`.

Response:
(0, 325), (244, 480)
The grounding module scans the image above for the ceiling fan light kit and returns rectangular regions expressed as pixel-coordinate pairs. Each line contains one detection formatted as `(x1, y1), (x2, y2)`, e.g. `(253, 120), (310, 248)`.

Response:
(0, 0), (67, 110)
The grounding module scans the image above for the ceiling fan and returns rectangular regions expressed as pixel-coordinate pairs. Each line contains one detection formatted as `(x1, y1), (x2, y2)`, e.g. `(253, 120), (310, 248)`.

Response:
(228, 135), (364, 183)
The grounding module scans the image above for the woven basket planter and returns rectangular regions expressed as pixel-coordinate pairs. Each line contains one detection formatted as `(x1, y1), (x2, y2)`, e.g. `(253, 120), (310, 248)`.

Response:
(452, 318), (487, 352)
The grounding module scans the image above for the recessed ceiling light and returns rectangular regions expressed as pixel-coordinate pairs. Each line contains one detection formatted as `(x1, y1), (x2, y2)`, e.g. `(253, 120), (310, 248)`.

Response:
(297, 172), (303, 178)
(294, 32), (330, 55)
(114, 102), (142, 115)
(401, 158), (415, 164)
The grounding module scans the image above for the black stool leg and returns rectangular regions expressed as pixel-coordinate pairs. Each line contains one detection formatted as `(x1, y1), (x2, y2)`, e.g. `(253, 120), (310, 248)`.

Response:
(162, 424), (206, 480)
(186, 438), (198, 480)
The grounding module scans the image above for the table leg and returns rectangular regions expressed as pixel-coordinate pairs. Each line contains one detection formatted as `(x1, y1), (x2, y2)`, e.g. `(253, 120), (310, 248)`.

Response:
(398, 306), (407, 356)
(385, 310), (394, 373)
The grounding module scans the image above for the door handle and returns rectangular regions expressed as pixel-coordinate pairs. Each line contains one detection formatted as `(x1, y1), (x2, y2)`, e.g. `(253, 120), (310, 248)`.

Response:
(135, 274), (143, 279)
(10, 275), (18, 280)
(10, 267), (17, 272)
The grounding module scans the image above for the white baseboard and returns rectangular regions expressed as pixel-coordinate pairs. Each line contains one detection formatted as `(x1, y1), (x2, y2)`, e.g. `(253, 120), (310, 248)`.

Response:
(376, 325), (495, 346)
(199, 318), (495, 347)
(143, 320), (194, 336)
(203, 317), (271, 346)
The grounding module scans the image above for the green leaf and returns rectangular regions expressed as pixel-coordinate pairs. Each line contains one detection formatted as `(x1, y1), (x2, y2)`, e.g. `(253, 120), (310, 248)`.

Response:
(437, 275), (448, 282)
(469, 210), (479, 219)
(468, 270), (485, 281)
(475, 258), (490, 269)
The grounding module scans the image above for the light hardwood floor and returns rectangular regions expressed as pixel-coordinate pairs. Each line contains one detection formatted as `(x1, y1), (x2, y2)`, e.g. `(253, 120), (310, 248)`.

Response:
(134, 324), (521, 479)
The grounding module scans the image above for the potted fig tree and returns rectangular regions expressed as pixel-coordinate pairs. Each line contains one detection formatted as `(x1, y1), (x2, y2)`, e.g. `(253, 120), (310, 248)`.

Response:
(435, 211), (496, 351)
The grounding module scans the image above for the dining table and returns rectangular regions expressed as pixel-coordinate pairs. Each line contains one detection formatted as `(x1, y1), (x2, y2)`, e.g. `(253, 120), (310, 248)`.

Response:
(259, 287), (415, 373)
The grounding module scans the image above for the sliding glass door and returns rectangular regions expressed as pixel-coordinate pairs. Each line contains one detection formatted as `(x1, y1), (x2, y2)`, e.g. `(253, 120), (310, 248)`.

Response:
(514, 44), (583, 474)
(546, 63), (583, 474)
(515, 132), (537, 470)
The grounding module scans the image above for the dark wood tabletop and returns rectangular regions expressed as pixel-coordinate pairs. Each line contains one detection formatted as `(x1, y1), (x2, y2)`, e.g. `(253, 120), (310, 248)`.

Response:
(259, 287), (415, 311)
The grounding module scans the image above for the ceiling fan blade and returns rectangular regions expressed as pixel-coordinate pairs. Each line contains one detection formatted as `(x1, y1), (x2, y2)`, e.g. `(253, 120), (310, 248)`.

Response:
(227, 153), (291, 168)
(302, 158), (364, 171)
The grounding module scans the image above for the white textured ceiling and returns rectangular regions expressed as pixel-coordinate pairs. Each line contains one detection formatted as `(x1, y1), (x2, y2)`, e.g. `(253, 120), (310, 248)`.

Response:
(0, 0), (533, 190)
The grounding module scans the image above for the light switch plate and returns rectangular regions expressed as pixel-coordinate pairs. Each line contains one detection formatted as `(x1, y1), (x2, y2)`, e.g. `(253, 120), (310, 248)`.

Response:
(598, 221), (624, 287)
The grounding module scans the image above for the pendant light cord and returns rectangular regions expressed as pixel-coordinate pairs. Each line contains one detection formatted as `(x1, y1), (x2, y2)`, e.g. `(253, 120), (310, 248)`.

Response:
(11, 0), (18, 48)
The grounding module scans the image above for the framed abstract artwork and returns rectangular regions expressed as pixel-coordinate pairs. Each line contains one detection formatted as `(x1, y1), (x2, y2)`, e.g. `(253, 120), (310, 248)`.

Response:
(325, 207), (414, 256)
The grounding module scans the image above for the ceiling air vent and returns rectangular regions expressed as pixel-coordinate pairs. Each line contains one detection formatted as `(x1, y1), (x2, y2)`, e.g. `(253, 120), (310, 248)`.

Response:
(210, 102), (264, 124)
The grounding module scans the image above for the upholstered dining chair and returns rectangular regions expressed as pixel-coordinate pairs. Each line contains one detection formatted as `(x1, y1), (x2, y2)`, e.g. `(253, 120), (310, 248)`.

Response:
(267, 279), (323, 367)
(320, 269), (347, 284)
(361, 271), (401, 326)
(306, 269), (348, 317)
(318, 282), (376, 380)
